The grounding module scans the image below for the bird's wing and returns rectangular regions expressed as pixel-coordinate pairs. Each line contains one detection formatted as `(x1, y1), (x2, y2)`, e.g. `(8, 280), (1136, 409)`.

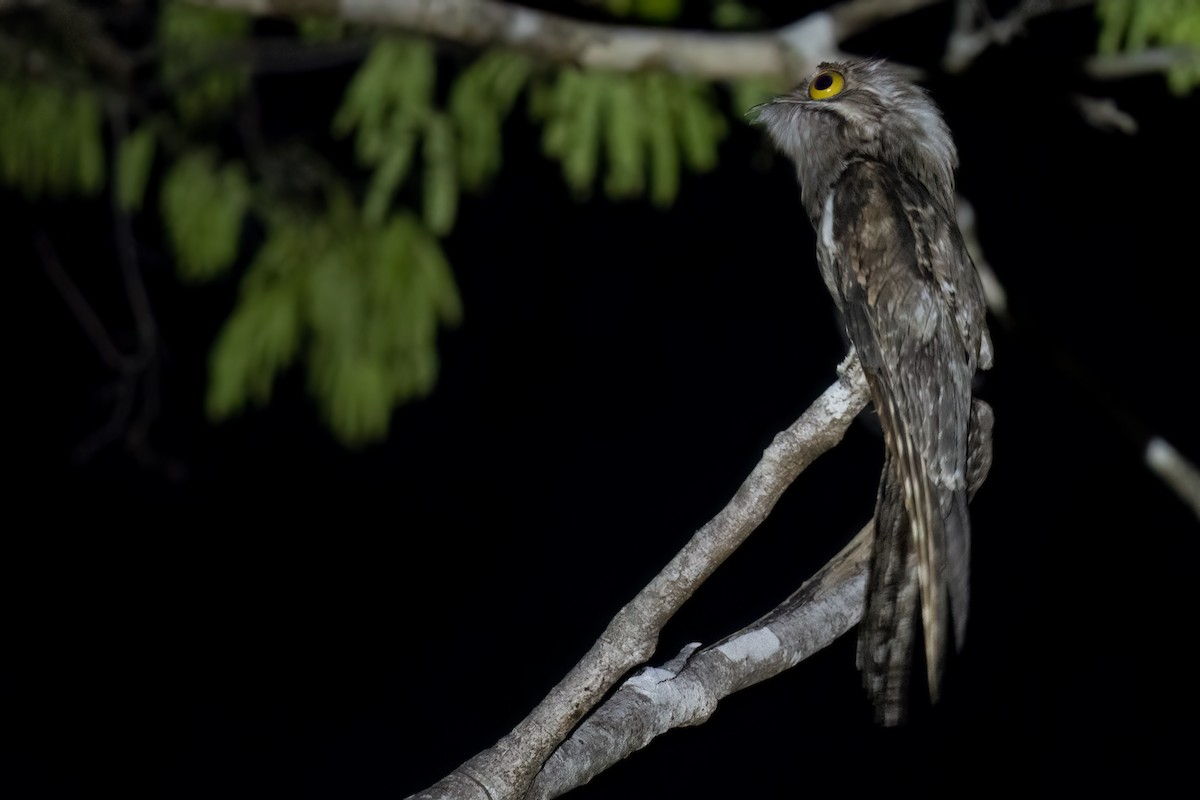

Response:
(821, 159), (976, 712)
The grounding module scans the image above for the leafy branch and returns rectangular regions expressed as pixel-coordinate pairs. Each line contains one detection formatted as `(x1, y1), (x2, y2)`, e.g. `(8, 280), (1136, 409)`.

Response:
(7, 0), (1198, 453)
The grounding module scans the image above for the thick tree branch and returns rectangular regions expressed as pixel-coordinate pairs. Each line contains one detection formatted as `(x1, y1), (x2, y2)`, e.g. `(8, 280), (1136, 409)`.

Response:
(188, 0), (945, 79)
(527, 524), (872, 800)
(408, 356), (871, 800)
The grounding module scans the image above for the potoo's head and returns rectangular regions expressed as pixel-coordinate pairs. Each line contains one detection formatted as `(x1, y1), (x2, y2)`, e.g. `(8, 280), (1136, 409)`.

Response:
(755, 59), (957, 219)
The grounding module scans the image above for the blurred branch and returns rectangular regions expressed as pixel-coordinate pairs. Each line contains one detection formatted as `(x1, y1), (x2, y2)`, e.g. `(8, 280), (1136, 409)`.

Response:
(35, 231), (142, 374)
(955, 196), (1008, 323)
(1072, 94), (1138, 134)
(188, 0), (948, 80)
(959, 193), (1199, 520)
(34, 101), (183, 477)
(408, 355), (871, 800)
(1145, 439), (1200, 521)
(1, 0), (134, 79)
(944, 0), (1093, 74)
(1083, 46), (1200, 80)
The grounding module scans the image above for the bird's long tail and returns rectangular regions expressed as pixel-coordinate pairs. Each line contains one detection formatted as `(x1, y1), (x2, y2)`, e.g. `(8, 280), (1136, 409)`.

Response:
(858, 373), (950, 724)
(857, 388), (993, 725)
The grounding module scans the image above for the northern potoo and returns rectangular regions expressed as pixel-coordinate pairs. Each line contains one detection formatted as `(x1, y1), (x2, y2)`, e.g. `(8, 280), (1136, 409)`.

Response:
(756, 59), (993, 724)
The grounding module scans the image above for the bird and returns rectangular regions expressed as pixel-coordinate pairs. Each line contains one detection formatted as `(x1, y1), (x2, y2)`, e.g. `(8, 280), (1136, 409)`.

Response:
(755, 59), (994, 725)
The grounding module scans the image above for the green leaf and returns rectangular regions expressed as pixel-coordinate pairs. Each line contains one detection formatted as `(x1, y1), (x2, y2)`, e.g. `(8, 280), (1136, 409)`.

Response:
(204, 185), (460, 446)
(422, 114), (458, 235)
(604, 77), (644, 198)
(712, 0), (766, 29)
(362, 125), (419, 225)
(560, 70), (604, 196)
(643, 74), (680, 206)
(1096, 0), (1200, 93)
(297, 15), (344, 41)
(450, 51), (532, 190)
(159, 1), (251, 123)
(604, 0), (682, 21)
(676, 82), (726, 172)
(160, 150), (249, 281)
(207, 279), (302, 418)
(323, 354), (392, 447)
(116, 124), (157, 212)
(0, 80), (105, 197)
(634, 0), (683, 22)
(533, 69), (728, 206)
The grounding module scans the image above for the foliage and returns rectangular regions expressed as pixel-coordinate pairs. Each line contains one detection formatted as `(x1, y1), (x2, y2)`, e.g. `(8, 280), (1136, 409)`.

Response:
(7, 0), (1193, 448)
(207, 199), (461, 446)
(333, 37), (459, 232)
(0, 80), (104, 197)
(603, 0), (682, 21)
(1098, 0), (1200, 93)
(532, 70), (728, 206)
(116, 124), (157, 213)
(450, 50), (534, 191)
(160, 149), (251, 282)
(159, 0), (251, 123)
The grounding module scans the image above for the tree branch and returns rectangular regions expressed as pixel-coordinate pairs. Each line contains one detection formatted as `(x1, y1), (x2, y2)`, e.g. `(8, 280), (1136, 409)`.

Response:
(1071, 93), (1139, 135)
(188, 0), (945, 79)
(1145, 438), (1200, 521)
(958, 195), (1200, 519)
(1083, 46), (1200, 81)
(943, 0), (1094, 74)
(2, 0), (135, 80)
(408, 355), (871, 800)
(527, 523), (872, 799)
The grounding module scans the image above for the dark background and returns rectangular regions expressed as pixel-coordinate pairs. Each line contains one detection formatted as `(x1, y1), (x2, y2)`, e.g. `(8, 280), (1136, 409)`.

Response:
(6, 3), (1199, 798)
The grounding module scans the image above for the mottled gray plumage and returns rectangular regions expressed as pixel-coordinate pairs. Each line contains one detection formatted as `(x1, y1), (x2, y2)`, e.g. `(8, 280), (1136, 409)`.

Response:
(756, 59), (993, 725)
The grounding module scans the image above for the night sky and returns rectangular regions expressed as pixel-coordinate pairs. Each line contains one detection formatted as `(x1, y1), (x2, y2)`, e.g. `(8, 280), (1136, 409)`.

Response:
(6, 3), (1199, 798)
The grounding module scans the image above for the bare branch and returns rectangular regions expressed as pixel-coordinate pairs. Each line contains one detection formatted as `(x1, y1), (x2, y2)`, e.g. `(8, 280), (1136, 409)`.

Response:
(35, 232), (142, 373)
(188, 0), (946, 80)
(1072, 93), (1139, 134)
(408, 356), (871, 800)
(34, 101), (183, 476)
(1083, 46), (1200, 81)
(943, 0), (1094, 74)
(527, 524), (872, 800)
(1145, 438), (1200, 520)
(3, 0), (135, 79)
(955, 196), (1009, 323)
(957, 196), (1199, 520)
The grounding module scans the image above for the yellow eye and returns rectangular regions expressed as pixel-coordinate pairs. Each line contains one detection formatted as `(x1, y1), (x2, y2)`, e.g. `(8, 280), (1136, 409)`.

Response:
(807, 70), (845, 100)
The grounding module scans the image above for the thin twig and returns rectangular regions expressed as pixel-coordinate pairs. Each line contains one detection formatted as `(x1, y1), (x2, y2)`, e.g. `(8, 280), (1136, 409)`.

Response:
(944, 0), (1094, 74)
(35, 232), (140, 372)
(1072, 93), (1139, 135)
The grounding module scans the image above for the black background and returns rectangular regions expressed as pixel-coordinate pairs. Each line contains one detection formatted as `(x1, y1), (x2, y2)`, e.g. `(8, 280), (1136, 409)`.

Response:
(6, 2), (1199, 798)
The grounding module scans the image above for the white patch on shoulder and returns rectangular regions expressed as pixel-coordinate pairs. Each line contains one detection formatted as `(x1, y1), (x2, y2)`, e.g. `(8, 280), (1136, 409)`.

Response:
(716, 627), (781, 663)
(820, 191), (836, 252)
